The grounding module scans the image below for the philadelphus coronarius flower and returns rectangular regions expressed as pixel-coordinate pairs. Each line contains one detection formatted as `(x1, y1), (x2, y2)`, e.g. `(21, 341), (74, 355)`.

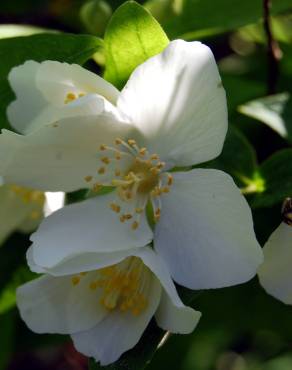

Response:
(1, 40), (263, 289)
(17, 246), (201, 365)
(0, 177), (64, 244)
(258, 198), (292, 303)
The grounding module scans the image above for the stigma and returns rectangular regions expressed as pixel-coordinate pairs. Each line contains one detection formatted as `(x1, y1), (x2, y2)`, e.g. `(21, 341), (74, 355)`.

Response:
(71, 257), (150, 316)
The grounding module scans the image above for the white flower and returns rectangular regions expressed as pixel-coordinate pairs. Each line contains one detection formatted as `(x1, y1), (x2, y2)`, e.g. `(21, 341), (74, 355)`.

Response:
(17, 246), (201, 365)
(1, 40), (263, 289)
(0, 178), (64, 244)
(258, 200), (292, 303)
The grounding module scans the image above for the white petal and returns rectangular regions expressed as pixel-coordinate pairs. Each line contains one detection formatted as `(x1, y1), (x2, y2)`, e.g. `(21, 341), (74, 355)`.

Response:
(118, 40), (227, 168)
(155, 290), (201, 334)
(0, 184), (44, 244)
(258, 222), (292, 304)
(7, 61), (119, 134)
(17, 273), (107, 334)
(154, 169), (263, 289)
(30, 193), (153, 269)
(37, 61), (119, 106)
(72, 274), (162, 365)
(133, 248), (201, 334)
(0, 110), (132, 192)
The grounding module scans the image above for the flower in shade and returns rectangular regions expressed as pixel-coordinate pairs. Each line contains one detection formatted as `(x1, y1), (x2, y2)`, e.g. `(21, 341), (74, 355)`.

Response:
(17, 246), (201, 365)
(258, 198), (292, 303)
(1, 39), (263, 289)
(0, 178), (64, 244)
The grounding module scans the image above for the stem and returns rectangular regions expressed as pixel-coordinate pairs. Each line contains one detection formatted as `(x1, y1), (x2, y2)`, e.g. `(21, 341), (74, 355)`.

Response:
(263, 0), (282, 94)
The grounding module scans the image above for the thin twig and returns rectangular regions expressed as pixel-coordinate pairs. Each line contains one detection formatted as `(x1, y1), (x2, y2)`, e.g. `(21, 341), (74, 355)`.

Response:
(263, 0), (282, 94)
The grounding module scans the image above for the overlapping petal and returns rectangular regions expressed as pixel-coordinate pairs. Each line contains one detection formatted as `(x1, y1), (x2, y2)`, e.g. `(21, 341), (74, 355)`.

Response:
(154, 169), (263, 289)
(258, 222), (292, 304)
(0, 110), (133, 192)
(118, 39), (228, 168)
(29, 193), (152, 269)
(8, 61), (119, 134)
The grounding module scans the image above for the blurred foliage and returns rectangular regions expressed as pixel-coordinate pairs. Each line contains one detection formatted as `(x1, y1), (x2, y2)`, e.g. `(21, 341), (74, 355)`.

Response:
(0, 0), (292, 370)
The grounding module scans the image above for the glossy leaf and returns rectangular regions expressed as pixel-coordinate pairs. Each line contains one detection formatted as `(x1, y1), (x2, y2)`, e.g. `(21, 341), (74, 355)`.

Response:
(104, 1), (169, 89)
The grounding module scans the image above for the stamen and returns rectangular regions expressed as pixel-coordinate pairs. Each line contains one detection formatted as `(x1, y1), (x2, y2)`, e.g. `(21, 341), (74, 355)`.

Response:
(110, 203), (121, 213)
(84, 175), (93, 183)
(98, 167), (106, 174)
(132, 221), (139, 230)
(101, 157), (110, 164)
(100, 144), (107, 151)
(71, 276), (80, 286)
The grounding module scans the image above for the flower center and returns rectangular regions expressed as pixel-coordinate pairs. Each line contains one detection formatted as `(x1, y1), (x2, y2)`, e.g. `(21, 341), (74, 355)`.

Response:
(64, 91), (85, 104)
(83, 138), (173, 230)
(71, 257), (150, 316)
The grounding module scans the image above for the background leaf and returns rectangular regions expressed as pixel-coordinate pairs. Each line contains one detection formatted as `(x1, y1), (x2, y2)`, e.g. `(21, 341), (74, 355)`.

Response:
(104, 1), (169, 89)
(239, 93), (292, 143)
(251, 149), (292, 208)
(0, 33), (102, 130)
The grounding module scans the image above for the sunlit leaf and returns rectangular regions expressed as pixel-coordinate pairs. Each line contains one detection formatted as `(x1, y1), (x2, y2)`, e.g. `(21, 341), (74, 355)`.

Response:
(239, 93), (292, 143)
(104, 1), (169, 89)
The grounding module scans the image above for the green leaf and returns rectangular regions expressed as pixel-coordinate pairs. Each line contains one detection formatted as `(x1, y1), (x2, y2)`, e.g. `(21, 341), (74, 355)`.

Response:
(202, 126), (258, 187)
(0, 312), (14, 370)
(151, 0), (292, 39)
(251, 149), (292, 208)
(104, 1), (169, 89)
(239, 93), (292, 143)
(0, 265), (36, 315)
(0, 33), (102, 130)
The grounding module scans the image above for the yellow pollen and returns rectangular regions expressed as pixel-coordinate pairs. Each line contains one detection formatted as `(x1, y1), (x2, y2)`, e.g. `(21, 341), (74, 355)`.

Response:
(71, 276), (81, 286)
(128, 139), (136, 146)
(150, 154), (159, 160)
(161, 186), (170, 193)
(98, 167), (106, 174)
(154, 208), (161, 221)
(115, 152), (122, 160)
(167, 174), (173, 186)
(135, 207), (143, 214)
(139, 148), (147, 156)
(124, 214), (133, 220)
(78, 93), (85, 98)
(90, 281), (98, 290)
(101, 157), (110, 164)
(115, 169), (121, 177)
(93, 183), (102, 192)
(100, 144), (107, 151)
(10, 185), (45, 206)
(110, 203), (121, 213)
(115, 138), (122, 145)
(64, 92), (77, 104)
(156, 162), (165, 169)
(120, 215), (126, 223)
(150, 167), (160, 175)
(84, 175), (93, 183)
(132, 221), (139, 230)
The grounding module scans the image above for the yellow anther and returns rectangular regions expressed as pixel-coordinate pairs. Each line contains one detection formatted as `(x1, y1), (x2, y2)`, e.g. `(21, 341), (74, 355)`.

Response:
(64, 92), (77, 104)
(101, 157), (110, 164)
(78, 92), (85, 98)
(139, 148), (147, 156)
(150, 154), (159, 160)
(84, 175), (93, 183)
(110, 203), (121, 213)
(90, 281), (98, 290)
(120, 215), (126, 223)
(135, 207), (143, 214)
(132, 221), (139, 230)
(115, 138), (122, 145)
(128, 139), (136, 146)
(71, 276), (81, 286)
(98, 167), (106, 174)
(161, 186), (170, 193)
(115, 169), (121, 177)
(115, 152), (122, 160)
(156, 162), (165, 169)
(124, 214), (133, 220)
(93, 183), (102, 192)
(150, 167), (160, 175)
(52, 123), (59, 128)
(154, 208), (161, 221)
(125, 192), (133, 200)
(100, 144), (107, 151)
(167, 174), (173, 186)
